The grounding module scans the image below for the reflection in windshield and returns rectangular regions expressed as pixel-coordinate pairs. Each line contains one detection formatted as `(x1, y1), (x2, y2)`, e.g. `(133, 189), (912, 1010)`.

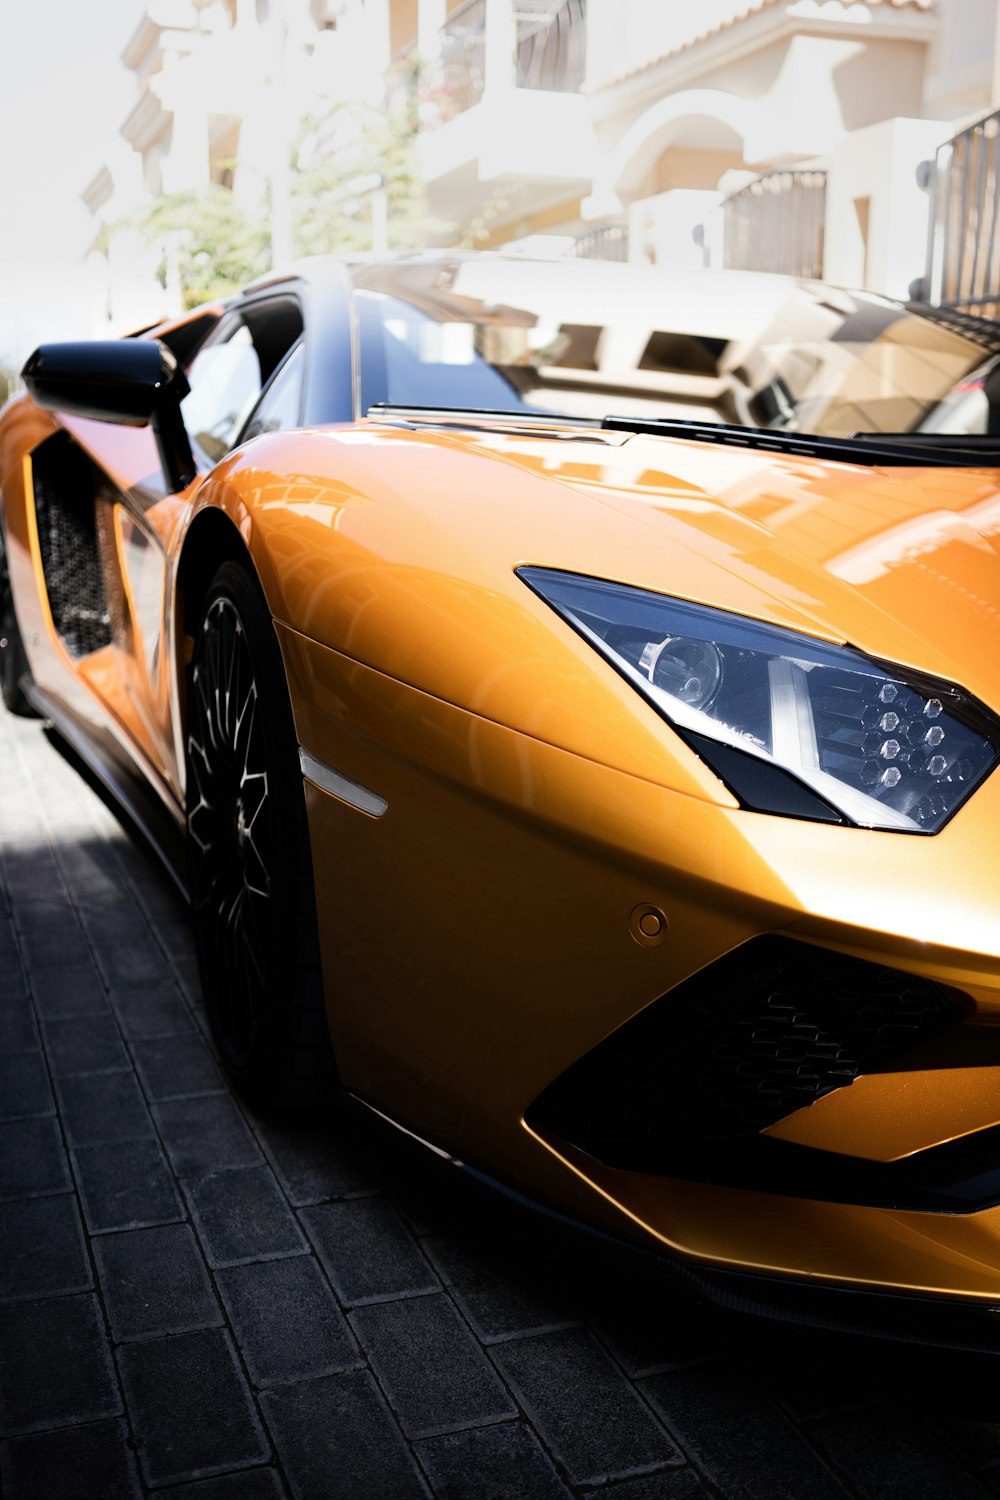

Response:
(351, 260), (1000, 441)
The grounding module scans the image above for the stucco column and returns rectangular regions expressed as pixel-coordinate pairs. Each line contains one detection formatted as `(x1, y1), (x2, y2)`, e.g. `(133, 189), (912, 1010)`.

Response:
(365, 0), (392, 71)
(160, 96), (209, 193)
(418, 0), (446, 58)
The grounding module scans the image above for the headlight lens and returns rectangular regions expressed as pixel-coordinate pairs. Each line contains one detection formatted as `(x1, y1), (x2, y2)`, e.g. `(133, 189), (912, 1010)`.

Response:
(519, 568), (1000, 833)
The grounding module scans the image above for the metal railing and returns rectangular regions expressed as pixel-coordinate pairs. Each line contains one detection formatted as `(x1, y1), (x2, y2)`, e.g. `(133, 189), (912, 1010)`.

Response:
(515, 0), (586, 93)
(439, 0), (487, 116)
(571, 223), (629, 261)
(428, 0), (586, 124)
(925, 107), (1000, 319)
(720, 169), (827, 279)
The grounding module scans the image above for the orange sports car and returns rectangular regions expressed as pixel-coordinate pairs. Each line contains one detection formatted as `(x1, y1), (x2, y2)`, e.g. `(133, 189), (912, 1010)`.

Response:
(3, 254), (1000, 1344)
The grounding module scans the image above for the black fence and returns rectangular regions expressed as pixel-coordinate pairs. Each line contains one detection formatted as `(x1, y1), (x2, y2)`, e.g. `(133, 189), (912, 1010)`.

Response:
(925, 106), (1000, 319)
(433, 0), (586, 120)
(720, 169), (827, 279)
(571, 223), (629, 261)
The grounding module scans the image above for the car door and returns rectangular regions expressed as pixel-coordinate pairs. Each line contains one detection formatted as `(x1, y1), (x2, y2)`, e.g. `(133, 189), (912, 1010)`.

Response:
(9, 295), (304, 807)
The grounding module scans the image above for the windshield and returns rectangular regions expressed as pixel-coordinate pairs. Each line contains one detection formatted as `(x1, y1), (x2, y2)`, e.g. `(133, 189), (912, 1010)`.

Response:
(350, 259), (1000, 442)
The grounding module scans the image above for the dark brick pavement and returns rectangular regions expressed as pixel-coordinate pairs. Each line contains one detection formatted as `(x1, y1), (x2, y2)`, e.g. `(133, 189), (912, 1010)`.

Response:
(4, 708), (1000, 1498)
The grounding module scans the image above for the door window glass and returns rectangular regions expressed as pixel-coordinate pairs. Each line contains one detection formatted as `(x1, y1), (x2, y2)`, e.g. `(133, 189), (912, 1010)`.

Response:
(182, 322), (262, 462)
(181, 297), (305, 464)
(241, 342), (305, 442)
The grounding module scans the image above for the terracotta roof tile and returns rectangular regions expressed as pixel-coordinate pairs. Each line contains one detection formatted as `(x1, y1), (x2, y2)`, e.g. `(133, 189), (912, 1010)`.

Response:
(608, 0), (936, 88)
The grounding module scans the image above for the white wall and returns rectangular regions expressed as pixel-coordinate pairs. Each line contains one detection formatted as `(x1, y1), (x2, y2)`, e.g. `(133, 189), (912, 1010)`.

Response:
(823, 116), (948, 297)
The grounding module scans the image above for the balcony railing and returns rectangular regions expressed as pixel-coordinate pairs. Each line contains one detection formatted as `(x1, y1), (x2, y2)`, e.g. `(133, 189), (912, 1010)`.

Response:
(571, 223), (629, 262)
(403, 0), (586, 127)
(439, 0), (486, 117)
(924, 107), (1000, 319)
(515, 0), (586, 93)
(720, 169), (827, 280)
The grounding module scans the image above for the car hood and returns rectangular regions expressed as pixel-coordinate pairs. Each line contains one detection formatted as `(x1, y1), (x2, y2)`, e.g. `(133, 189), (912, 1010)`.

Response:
(218, 418), (1000, 796)
(471, 425), (1000, 707)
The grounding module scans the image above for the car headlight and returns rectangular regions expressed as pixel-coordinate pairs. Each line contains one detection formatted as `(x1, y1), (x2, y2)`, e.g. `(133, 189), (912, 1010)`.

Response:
(519, 568), (1000, 833)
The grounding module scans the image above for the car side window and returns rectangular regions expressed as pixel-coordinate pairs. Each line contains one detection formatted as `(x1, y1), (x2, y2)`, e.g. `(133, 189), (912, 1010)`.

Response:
(182, 321), (262, 463)
(240, 341), (305, 443)
(181, 296), (304, 465)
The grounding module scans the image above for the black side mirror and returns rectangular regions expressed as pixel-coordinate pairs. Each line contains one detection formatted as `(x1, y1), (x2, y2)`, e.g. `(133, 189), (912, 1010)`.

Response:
(21, 339), (196, 493)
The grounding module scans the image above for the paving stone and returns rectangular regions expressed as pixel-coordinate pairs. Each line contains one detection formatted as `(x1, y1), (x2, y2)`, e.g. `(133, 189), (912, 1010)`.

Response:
(125, 871), (190, 933)
(73, 1137), (183, 1233)
(0, 910), (19, 953)
(260, 1370), (428, 1500)
(254, 1111), (378, 1204)
(117, 1328), (268, 1486)
(50, 842), (134, 909)
(0, 1194), (91, 1302)
(0, 1049), (53, 1120)
(18, 914), (92, 972)
(643, 1363), (849, 1500)
(0, 1294), (120, 1437)
(810, 1405), (995, 1499)
(493, 1328), (681, 1487)
(554, 1257), (728, 1379)
(902, 1349), (1000, 1469)
(42, 1013), (128, 1076)
(10, 884), (71, 920)
(0, 1116), (70, 1200)
(184, 1165), (308, 1266)
(153, 1095), (262, 1177)
(587, 1472), (715, 1500)
(0, 993), (37, 1052)
(56, 1069), (153, 1146)
(351, 1293), (516, 1438)
(416, 1419), (572, 1498)
(94, 1224), (222, 1342)
(173, 952), (205, 1006)
(156, 1471), (286, 1500)
(216, 1256), (359, 1387)
(423, 1234), (575, 1343)
(368, 1145), (469, 1238)
(758, 1329), (887, 1422)
(301, 1197), (439, 1306)
(0, 1417), (140, 1500)
(110, 981), (195, 1039)
(132, 1033), (225, 1099)
(29, 964), (108, 1019)
(80, 908), (168, 987)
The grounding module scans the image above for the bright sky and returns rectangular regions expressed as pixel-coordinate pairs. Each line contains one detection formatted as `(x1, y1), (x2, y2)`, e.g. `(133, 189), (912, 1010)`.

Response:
(0, 0), (149, 367)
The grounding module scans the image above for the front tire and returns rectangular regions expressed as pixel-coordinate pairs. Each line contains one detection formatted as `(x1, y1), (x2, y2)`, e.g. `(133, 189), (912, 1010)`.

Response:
(185, 558), (335, 1107)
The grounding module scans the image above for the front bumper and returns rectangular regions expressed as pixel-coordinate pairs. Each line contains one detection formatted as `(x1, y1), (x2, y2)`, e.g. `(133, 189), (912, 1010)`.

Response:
(280, 623), (1000, 1314)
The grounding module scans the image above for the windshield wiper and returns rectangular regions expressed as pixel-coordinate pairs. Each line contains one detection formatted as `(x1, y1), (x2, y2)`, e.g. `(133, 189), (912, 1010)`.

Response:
(601, 416), (1000, 469)
(367, 403), (601, 428)
(851, 431), (1000, 454)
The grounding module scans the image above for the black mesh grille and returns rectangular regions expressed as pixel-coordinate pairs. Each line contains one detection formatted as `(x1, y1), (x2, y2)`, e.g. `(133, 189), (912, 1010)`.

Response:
(527, 938), (966, 1167)
(31, 433), (112, 659)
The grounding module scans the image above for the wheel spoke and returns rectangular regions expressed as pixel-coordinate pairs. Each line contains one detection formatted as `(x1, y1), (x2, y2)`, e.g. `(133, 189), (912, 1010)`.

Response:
(187, 591), (272, 1068)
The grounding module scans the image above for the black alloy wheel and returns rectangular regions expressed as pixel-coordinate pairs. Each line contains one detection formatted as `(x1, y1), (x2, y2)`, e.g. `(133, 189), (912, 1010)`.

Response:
(186, 558), (334, 1105)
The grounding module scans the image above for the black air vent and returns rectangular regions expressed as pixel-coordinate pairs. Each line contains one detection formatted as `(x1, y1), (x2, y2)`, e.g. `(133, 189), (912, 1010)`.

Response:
(527, 937), (965, 1170)
(31, 432), (112, 658)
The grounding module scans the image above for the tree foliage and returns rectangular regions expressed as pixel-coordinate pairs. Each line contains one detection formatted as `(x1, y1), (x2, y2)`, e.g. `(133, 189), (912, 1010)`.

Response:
(125, 185), (271, 310)
(116, 99), (443, 309)
(291, 98), (443, 258)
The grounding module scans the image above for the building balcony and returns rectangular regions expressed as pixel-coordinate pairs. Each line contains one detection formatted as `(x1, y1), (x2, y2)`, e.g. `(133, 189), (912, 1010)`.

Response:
(391, 0), (594, 225)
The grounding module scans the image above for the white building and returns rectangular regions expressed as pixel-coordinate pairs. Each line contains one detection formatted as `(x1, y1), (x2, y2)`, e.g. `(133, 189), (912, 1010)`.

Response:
(85, 0), (1000, 331)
